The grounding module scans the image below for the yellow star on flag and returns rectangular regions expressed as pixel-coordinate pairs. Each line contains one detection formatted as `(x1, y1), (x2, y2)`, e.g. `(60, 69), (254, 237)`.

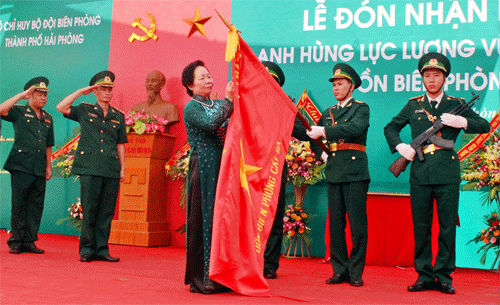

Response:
(240, 140), (261, 205)
(183, 7), (212, 38)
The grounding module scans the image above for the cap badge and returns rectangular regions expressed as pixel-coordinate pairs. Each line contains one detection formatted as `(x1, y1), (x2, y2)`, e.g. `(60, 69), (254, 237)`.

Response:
(334, 69), (342, 76)
(104, 76), (111, 82)
(39, 82), (46, 87)
(429, 58), (438, 65)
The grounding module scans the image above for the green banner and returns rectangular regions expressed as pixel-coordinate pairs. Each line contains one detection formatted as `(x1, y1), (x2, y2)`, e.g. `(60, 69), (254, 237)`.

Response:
(232, 0), (499, 193)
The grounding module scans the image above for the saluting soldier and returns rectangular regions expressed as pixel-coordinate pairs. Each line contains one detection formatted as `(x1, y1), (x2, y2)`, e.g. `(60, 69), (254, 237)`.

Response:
(384, 52), (490, 294)
(56, 71), (127, 263)
(307, 63), (370, 287)
(0, 77), (54, 254)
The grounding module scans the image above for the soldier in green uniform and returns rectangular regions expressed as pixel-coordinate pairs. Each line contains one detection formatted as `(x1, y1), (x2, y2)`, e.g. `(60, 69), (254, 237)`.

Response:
(307, 63), (370, 287)
(384, 52), (490, 294)
(0, 77), (54, 254)
(56, 71), (127, 263)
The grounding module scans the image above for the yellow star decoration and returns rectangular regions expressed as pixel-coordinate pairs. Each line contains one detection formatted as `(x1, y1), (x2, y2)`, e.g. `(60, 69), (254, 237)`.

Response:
(183, 7), (212, 38)
(240, 140), (261, 205)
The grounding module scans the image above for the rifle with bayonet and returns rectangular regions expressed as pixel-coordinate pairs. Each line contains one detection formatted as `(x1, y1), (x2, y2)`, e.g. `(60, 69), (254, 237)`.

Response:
(389, 92), (479, 178)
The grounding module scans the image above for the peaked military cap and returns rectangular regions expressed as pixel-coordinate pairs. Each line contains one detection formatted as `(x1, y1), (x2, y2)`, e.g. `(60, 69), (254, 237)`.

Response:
(329, 63), (362, 89)
(418, 52), (450, 77)
(262, 61), (285, 87)
(24, 76), (49, 91)
(89, 70), (115, 87)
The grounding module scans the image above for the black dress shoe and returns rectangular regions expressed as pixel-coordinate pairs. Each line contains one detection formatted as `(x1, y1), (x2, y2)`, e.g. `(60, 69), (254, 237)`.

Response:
(22, 244), (45, 254)
(80, 254), (93, 262)
(95, 254), (120, 262)
(436, 282), (456, 294)
(9, 246), (22, 254)
(264, 269), (277, 279)
(407, 280), (435, 292)
(350, 279), (364, 287)
(326, 274), (350, 284)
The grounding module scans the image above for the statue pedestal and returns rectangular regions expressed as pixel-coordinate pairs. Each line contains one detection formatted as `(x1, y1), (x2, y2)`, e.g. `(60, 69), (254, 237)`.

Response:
(109, 132), (175, 246)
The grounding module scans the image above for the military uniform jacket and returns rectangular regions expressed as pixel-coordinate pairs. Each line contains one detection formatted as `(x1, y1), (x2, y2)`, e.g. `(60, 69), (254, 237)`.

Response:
(1, 103), (54, 177)
(384, 93), (490, 185)
(312, 99), (370, 184)
(65, 102), (127, 179)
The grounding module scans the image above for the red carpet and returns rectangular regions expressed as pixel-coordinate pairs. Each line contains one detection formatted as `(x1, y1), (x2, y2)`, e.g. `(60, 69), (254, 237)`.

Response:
(1, 231), (498, 304)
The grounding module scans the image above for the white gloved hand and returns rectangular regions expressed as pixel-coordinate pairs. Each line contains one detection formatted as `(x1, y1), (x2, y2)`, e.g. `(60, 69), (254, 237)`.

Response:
(441, 113), (468, 129)
(321, 152), (328, 163)
(396, 143), (416, 161)
(306, 126), (326, 139)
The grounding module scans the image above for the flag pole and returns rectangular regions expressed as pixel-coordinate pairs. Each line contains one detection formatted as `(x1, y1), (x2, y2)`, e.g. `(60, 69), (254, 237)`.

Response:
(215, 10), (330, 154)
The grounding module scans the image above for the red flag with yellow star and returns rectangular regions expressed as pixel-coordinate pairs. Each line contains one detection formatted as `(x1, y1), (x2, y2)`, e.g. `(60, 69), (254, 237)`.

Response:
(209, 34), (297, 296)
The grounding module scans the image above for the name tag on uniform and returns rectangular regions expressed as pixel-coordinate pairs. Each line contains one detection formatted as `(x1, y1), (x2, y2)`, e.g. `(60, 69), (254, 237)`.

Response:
(87, 112), (98, 117)
(111, 120), (120, 124)
(326, 117), (332, 120)
(45, 119), (51, 123)
(415, 109), (425, 113)
(24, 113), (34, 118)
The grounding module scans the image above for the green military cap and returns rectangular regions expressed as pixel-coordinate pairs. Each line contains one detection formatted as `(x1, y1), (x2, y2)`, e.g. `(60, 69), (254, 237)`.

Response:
(418, 52), (450, 77)
(262, 61), (285, 87)
(329, 63), (362, 89)
(89, 70), (115, 87)
(24, 76), (49, 91)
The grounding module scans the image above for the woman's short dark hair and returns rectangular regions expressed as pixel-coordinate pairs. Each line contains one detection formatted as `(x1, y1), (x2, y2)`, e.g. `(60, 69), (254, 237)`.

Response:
(182, 60), (205, 97)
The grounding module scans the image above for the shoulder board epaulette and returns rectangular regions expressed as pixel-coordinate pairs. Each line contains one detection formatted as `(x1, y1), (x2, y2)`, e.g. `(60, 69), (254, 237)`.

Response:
(81, 102), (94, 107)
(42, 109), (52, 117)
(325, 105), (337, 111)
(447, 96), (465, 102)
(14, 104), (26, 107)
(111, 106), (125, 114)
(409, 94), (425, 101)
(353, 100), (364, 104)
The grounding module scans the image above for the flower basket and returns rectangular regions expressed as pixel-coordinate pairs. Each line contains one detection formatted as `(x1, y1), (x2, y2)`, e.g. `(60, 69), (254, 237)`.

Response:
(461, 131), (500, 271)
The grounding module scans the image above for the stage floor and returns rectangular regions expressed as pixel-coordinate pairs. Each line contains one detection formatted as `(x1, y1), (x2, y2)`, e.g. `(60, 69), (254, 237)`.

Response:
(0, 231), (498, 304)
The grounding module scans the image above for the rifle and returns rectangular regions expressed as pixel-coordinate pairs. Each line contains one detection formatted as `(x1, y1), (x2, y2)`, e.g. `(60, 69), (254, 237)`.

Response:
(296, 111), (331, 154)
(389, 92), (479, 177)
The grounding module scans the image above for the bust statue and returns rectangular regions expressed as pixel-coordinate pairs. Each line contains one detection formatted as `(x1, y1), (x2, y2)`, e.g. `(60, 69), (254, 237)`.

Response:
(131, 70), (180, 133)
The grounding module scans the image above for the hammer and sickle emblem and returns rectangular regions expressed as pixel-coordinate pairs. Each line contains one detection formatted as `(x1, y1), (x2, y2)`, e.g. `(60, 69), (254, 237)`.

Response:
(128, 12), (158, 42)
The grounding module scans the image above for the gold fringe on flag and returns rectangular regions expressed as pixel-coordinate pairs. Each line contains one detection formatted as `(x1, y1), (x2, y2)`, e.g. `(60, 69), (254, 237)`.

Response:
(215, 10), (239, 62)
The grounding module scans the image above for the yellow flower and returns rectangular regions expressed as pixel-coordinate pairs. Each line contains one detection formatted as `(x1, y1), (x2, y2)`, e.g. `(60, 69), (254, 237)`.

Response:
(494, 230), (500, 236)
(301, 213), (307, 218)
(484, 237), (490, 244)
(296, 216), (302, 221)
(298, 227), (305, 234)
(306, 157), (314, 163)
(292, 163), (299, 170)
(493, 213), (498, 218)
(288, 230), (295, 236)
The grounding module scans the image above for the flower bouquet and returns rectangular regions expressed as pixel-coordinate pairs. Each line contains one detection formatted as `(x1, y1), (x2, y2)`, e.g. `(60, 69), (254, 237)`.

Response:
(461, 131), (500, 270)
(165, 147), (190, 210)
(461, 131), (500, 204)
(52, 129), (80, 179)
(467, 212), (500, 270)
(283, 204), (315, 257)
(125, 110), (169, 134)
(282, 139), (324, 257)
(56, 197), (83, 232)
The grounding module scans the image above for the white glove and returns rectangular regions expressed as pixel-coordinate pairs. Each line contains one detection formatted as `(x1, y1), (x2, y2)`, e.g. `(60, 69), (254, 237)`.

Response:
(441, 113), (468, 129)
(321, 152), (328, 163)
(306, 126), (326, 139)
(396, 143), (416, 161)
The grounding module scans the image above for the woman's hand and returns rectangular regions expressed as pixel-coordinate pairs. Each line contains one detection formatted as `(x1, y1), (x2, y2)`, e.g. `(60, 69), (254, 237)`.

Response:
(225, 81), (235, 102)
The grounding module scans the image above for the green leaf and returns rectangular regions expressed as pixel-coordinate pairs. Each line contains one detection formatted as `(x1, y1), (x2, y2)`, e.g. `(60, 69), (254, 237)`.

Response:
(461, 182), (477, 191)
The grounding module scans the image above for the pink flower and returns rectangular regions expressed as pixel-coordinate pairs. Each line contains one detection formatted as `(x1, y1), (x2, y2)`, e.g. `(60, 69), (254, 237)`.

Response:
(144, 124), (152, 132)
(283, 216), (289, 222)
(490, 237), (497, 244)
(125, 118), (134, 125)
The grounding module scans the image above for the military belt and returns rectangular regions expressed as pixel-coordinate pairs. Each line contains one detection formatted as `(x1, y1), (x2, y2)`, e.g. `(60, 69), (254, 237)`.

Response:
(328, 142), (366, 152)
